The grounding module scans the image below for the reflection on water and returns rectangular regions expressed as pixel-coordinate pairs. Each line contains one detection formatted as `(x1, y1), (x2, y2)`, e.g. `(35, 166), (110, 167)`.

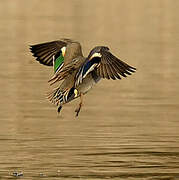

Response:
(0, 0), (179, 179)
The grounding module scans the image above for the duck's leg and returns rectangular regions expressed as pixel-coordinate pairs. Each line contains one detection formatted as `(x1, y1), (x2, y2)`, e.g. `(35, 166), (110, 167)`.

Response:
(75, 93), (83, 117)
(57, 105), (62, 114)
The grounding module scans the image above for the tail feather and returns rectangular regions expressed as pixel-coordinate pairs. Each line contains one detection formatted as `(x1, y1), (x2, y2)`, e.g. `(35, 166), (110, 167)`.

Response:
(47, 87), (64, 106)
(47, 87), (79, 106)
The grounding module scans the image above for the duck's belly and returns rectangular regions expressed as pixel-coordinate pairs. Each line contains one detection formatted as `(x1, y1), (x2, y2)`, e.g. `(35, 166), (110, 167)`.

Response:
(77, 73), (101, 94)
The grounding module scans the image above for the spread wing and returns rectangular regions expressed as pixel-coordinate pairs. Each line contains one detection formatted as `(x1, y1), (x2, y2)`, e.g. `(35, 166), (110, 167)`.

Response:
(75, 46), (136, 86)
(29, 38), (83, 67)
(30, 39), (68, 66)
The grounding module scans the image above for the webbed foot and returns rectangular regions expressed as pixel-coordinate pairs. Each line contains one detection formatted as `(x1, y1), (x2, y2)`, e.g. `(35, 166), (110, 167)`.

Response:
(75, 106), (81, 117)
(75, 93), (83, 117)
(57, 105), (62, 114)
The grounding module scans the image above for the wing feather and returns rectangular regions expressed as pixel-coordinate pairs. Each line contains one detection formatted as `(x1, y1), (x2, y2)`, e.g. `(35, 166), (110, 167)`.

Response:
(103, 64), (110, 79)
(30, 39), (83, 67)
(110, 64), (121, 79)
(74, 46), (136, 86)
(30, 40), (67, 66)
(37, 50), (55, 63)
(99, 64), (104, 78)
(111, 61), (126, 77)
(106, 64), (116, 80)
(101, 64), (107, 78)
(48, 56), (85, 85)
(99, 49), (136, 79)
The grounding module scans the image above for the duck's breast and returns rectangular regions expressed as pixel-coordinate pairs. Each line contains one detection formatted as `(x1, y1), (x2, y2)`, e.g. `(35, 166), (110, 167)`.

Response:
(77, 72), (101, 94)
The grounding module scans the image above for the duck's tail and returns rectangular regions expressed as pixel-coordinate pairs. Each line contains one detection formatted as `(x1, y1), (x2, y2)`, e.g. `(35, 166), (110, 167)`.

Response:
(47, 87), (79, 106)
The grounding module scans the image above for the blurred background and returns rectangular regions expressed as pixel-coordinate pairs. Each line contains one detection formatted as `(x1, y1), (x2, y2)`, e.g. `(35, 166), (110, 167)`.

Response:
(0, 0), (179, 179)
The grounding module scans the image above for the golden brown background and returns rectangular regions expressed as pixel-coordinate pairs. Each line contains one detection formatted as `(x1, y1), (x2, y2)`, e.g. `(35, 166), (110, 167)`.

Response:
(0, 0), (179, 179)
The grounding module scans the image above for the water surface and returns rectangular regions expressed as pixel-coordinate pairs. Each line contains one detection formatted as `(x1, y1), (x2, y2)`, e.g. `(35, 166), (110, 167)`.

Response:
(0, 0), (179, 179)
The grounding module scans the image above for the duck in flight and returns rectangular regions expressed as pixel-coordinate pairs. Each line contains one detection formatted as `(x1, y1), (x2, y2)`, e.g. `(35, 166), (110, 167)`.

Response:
(30, 38), (136, 116)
